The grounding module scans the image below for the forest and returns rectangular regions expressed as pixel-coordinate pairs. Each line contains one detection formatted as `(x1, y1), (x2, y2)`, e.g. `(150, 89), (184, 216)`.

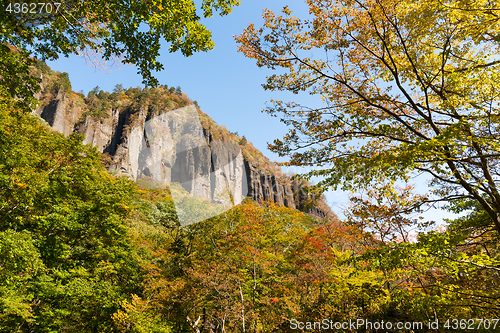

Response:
(1, 0), (500, 332)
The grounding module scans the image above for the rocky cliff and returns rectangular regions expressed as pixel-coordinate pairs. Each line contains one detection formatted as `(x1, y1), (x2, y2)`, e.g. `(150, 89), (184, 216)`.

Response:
(33, 66), (336, 221)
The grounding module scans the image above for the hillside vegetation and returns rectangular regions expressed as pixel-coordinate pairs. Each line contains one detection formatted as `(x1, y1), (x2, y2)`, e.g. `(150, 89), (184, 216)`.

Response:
(0, 71), (498, 332)
(0, 95), (371, 332)
(2, 0), (500, 330)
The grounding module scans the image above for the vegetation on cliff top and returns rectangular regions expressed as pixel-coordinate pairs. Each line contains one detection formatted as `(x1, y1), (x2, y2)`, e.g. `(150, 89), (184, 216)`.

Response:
(34, 59), (294, 179)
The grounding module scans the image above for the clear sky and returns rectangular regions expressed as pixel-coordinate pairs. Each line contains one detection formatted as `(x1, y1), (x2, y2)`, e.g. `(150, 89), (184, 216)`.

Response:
(46, 0), (458, 222)
(47, 0), (308, 162)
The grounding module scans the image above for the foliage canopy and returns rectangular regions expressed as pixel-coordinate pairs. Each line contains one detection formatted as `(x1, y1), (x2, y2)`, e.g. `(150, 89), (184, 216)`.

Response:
(0, 0), (240, 108)
(236, 0), (500, 235)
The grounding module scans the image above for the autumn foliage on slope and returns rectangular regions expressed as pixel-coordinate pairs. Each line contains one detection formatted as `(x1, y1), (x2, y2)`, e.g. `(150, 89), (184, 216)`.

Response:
(1, 91), (499, 332)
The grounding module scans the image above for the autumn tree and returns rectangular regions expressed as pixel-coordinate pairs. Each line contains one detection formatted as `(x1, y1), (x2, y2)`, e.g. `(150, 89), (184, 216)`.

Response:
(0, 93), (144, 332)
(236, 0), (500, 236)
(345, 183), (433, 244)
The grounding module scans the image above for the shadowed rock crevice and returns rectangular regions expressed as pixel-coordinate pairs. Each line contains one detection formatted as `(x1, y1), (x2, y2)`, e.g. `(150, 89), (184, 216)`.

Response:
(39, 99), (58, 126)
(103, 110), (128, 155)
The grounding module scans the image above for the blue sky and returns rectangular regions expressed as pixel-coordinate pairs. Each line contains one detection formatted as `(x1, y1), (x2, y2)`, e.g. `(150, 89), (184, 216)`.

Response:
(47, 0), (306, 161)
(46, 0), (458, 222)
(46, 0), (351, 210)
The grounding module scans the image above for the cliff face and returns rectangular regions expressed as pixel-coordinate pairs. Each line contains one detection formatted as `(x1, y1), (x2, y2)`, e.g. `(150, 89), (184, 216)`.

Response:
(34, 90), (85, 136)
(35, 80), (335, 221)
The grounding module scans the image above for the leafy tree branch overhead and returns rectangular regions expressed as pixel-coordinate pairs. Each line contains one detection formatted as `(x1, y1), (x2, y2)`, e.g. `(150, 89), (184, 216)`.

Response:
(236, 0), (500, 235)
(0, 0), (240, 104)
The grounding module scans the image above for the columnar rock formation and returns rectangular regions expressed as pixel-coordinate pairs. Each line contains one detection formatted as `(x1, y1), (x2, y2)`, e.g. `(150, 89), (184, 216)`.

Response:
(35, 90), (334, 220)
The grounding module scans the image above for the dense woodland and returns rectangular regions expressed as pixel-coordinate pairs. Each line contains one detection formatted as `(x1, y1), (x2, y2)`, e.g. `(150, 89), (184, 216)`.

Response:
(2, 0), (500, 332)
(0, 96), (496, 332)
(0, 63), (498, 332)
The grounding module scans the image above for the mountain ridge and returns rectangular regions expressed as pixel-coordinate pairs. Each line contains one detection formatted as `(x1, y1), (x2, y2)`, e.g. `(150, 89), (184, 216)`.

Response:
(32, 61), (336, 221)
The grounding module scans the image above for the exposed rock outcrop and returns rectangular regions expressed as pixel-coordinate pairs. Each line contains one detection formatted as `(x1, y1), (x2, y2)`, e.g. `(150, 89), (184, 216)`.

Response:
(35, 91), (85, 136)
(35, 86), (335, 220)
(244, 161), (295, 208)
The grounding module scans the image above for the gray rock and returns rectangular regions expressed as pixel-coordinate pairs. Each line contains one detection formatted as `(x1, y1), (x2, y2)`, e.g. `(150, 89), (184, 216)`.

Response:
(35, 91), (84, 136)
(35, 94), (334, 220)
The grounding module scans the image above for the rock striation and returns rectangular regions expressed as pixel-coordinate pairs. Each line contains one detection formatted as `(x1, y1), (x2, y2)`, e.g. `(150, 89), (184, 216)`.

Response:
(34, 91), (85, 136)
(35, 89), (335, 220)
